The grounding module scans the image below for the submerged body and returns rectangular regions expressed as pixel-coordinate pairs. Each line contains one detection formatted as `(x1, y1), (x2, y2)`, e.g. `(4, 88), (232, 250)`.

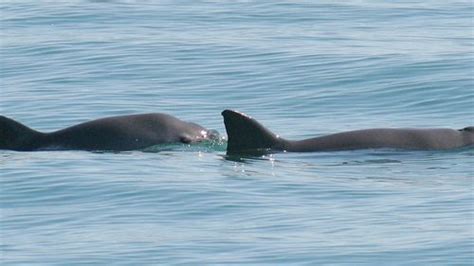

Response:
(0, 113), (217, 151)
(285, 128), (470, 151)
(222, 110), (474, 154)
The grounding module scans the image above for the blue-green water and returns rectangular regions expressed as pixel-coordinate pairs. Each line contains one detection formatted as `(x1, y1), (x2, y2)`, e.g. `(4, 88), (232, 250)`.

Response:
(1, 1), (473, 264)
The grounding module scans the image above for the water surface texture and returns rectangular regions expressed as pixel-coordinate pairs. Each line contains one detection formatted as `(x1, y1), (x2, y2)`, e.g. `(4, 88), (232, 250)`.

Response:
(1, 1), (473, 264)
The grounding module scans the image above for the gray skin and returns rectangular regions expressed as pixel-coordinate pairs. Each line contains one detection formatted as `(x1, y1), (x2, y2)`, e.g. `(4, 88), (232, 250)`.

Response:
(0, 113), (218, 151)
(222, 110), (474, 154)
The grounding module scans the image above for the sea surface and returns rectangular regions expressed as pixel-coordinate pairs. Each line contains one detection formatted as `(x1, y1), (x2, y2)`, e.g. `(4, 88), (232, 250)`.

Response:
(1, 1), (473, 265)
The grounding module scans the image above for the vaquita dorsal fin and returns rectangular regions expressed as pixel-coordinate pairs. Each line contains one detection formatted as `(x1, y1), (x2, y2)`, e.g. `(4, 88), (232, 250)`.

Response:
(221, 110), (281, 154)
(0, 116), (41, 151)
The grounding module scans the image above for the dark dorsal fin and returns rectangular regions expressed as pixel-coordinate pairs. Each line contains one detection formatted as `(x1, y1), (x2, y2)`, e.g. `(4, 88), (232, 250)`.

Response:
(0, 116), (42, 151)
(221, 110), (281, 154)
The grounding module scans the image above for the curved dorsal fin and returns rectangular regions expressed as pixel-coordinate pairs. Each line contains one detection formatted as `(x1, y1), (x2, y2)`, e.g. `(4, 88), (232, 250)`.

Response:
(221, 110), (282, 154)
(0, 116), (42, 151)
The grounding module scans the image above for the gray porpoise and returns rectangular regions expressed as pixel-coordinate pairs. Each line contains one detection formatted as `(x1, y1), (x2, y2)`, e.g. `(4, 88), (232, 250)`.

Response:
(0, 113), (217, 151)
(222, 110), (474, 154)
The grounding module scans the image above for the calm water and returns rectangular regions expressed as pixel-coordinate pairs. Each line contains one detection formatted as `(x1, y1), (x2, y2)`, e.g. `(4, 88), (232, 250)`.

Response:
(1, 1), (473, 264)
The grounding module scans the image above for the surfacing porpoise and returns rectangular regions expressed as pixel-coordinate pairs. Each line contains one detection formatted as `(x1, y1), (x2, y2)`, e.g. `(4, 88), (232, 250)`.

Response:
(222, 110), (474, 154)
(0, 113), (218, 151)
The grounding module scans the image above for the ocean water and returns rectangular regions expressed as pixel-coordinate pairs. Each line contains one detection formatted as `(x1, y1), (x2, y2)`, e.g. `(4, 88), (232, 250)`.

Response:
(1, 0), (473, 264)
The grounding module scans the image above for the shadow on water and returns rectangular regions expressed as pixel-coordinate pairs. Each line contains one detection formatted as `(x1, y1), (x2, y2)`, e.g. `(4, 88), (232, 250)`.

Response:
(221, 146), (474, 164)
(222, 153), (276, 163)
